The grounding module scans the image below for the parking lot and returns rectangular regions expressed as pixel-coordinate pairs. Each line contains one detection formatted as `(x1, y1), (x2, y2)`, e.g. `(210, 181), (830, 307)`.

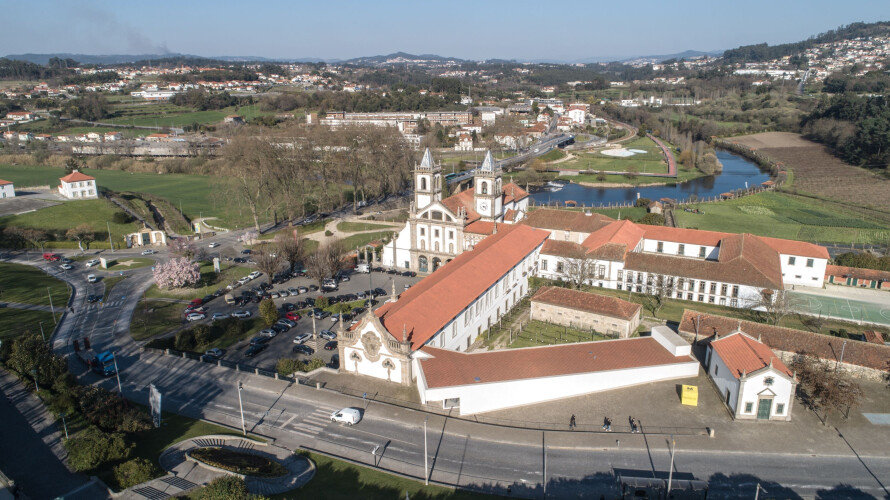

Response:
(186, 267), (423, 370)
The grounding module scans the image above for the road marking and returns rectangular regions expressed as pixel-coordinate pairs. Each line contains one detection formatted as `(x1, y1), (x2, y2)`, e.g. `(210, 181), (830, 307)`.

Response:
(293, 422), (324, 434)
(280, 414), (298, 428)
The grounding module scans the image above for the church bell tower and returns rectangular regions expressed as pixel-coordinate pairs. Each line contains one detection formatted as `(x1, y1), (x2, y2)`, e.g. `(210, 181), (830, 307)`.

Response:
(474, 150), (502, 221)
(414, 148), (442, 211)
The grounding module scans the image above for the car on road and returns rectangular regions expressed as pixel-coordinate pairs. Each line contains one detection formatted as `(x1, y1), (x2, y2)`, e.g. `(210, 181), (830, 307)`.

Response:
(281, 303), (296, 312)
(402, 271), (416, 277)
(248, 271), (261, 280)
(269, 291), (280, 299)
(244, 344), (267, 357)
(233, 257), (246, 263)
(43, 253), (61, 262)
(209, 242), (220, 248)
(308, 285), (319, 292)
(259, 329), (277, 337)
(231, 310), (251, 319)
(330, 408), (361, 425)
(186, 312), (206, 321)
(87, 274), (98, 283)
(241, 249), (251, 254)
(142, 249), (155, 255)
(61, 257), (73, 264)
(202, 295), (214, 304)
(285, 311), (301, 321)
(204, 348), (224, 359)
(324, 340), (338, 351)
(85, 259), (100, 267)
(86, 294), (100, 303)
(293, 344), (314, 355)
(320, 330), (337, 341)
(357, 291), (366, 300)
(314, 310), (331, 320)
(60, 263), (73, 270)
(374, 288), (387, 296)
(293, 333), (311, 344)
(211, 313), (227, 321)
(278, 289), (289, 297)
(249, 336), (271, 346)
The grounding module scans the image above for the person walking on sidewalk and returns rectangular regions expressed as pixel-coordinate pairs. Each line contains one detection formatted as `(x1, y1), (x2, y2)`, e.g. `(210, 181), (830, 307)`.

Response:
(602, 417), (612, 431)
(570, 414), (577, 430)
(630, 417), (639, 433)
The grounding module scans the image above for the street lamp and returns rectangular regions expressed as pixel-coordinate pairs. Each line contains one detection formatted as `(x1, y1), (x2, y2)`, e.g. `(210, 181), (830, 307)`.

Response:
(60, 412), (69, 439)
(31, 368), (39, 392)
(423, 416), (429, 485)
(237, 381), (246, 436)
(112, 352), (122, 393)
(666, 435), (676, 494)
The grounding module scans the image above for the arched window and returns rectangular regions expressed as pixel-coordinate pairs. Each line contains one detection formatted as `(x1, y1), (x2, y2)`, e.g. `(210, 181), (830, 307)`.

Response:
(421, 177), (427, 190)
(419, 255), (429, 273)
(481, 181), (488, 195)
(434, 241), (440, 252)
(433, 257), (442, 271)
(420, 240), (426, 250)
(448, 243), (454, 253)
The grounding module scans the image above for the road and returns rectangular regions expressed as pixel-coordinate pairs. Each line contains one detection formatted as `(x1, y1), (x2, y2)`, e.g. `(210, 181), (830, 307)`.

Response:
(6, 240), (890, 498)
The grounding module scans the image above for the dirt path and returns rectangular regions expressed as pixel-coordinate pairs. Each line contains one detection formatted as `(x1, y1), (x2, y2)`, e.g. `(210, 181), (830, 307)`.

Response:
(302, 215), (405, 244)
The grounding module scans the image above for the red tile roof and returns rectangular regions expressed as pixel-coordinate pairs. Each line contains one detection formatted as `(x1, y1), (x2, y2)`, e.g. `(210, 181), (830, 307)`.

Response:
(581, 220), (645, 254)
(440, 189), (481, 223)
(531, 286), (641, 321)
(375, 224), (549, 350)
(710, 332), (793, 378)
(643, 226), (728, 246)
(419, 337), (696, 388)
(524, 208), (614, 233)
(678, 310), (890, 371)
(826, 265), (890, 282)
(0, 179), (12, 186)
(863, 330), (885, 345)
(503, 209), (519, 223)
(541, 239), (586, 258)
(626, 247), (782, 290)
(757, 236), (829, 259)
(59, 171), (95, 183)
(464, 221), (496, 235)
(503, 182), (528, 204)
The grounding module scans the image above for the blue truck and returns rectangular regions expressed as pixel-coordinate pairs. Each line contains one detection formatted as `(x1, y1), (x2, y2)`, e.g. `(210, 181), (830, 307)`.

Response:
(73, 338), (117, 376)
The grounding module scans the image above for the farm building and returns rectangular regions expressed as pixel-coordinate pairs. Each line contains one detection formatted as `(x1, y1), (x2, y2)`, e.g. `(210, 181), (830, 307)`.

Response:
(0, 179), (15, 198)
(530, 286), (641, 338)
(826, 265), (890, 290)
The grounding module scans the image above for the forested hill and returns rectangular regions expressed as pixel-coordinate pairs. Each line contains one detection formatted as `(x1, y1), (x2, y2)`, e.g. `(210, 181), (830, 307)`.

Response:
(722, 21), (890, 64)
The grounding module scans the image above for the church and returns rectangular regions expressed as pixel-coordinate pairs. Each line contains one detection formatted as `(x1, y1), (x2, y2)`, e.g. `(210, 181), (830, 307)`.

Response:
(382, 148), (530, 273)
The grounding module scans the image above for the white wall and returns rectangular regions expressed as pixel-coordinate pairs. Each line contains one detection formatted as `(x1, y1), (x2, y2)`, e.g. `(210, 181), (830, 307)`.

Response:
(420, 360), (699, 415)
(341, 323), (404, 383)
(382, 225), (411, 269)
(641, 239), (718, 259)
(737, 369), (794, 420)
(59, 180), (97, 199)
(707, 349), (740, 413)
(779, 253), (827, 288)
(0, 184), (14, 198)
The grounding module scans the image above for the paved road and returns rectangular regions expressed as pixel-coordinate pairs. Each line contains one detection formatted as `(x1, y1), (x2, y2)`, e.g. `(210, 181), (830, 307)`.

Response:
(6, 242), (890, 499)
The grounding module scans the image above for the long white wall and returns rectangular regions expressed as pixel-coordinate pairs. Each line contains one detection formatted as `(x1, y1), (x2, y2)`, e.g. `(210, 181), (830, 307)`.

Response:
(707, 350), (739, 412)
(641, 239), (719, 260)
(779, 253), (827, 288)
(419, 361), (699, 415)
(382, 225), (411, 269)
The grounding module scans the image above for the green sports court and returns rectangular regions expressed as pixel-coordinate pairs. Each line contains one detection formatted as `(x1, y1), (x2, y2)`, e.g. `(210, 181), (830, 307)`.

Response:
(788, 291), (890, 327)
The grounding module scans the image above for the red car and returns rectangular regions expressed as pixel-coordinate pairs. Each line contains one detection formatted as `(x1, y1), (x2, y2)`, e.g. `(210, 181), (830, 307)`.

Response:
(43, 253), (61, 262)
(189, 298), (204, 306)
(285, 312), (302, 322)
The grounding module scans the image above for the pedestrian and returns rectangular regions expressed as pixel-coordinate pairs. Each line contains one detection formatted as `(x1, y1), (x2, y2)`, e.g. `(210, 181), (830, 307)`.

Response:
(570, 414), (576, 430)
(602, 417), (612, 431)
(631, 417), (639, 433)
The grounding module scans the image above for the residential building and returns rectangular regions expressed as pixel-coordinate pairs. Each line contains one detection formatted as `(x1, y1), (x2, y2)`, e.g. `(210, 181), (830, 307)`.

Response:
(530, 286), (641, 338)
(705, 329), (797, 421)
(382, 149), (530, 273)
(224, 115), (244, 124)
(58, 170), (98, 199)
(6, 111), (34, 121)
(0, 179), (14, 198)
(125, 227), (167, 247)
(454, 134), (473, 151)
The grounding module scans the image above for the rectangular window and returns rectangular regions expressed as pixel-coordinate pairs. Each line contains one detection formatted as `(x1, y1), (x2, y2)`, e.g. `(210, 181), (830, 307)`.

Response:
(678, 244), (685, 256)
(597, 265), (605, 279)
(699, 246), (706, 258)
(626, 271), (633, 283)
(677, 278), (685, 288)
(448, 231), (454, 240)
(697, 294), (704, 302)
(806, 259), (814, 268)
(776, 403), (785, 415)
(719, 297), (726, 305)
(687, 280), (695, 291)
(708, 296), (715, 303)
(617, 270), (623, 281)
(732, 285), (739, 298)
(464, 312), (469, 326)
(616, 284), (622, 290)
(788, 256), (796, 265)
(730, 298), (738, 307)
(556, 262), (564, 273)
(721, 284), (728, 296)
(420, 227), (425, 236)
(541, 260), (548, 271)
(699, 282), (706, 293)
(434, 229), (439, 238)
(687, 293), (694, 300)
(745, 402), (753, 413)
(656, 241), (663, 253)
(710, 283), (717, 294)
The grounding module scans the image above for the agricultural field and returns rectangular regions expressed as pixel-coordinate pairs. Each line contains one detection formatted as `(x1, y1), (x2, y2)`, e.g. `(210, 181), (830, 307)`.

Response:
(102, 101), (275, 129)
(675, 191), (890, 245)
(730, 132), (890, 211)
(0, 198), (141, 247)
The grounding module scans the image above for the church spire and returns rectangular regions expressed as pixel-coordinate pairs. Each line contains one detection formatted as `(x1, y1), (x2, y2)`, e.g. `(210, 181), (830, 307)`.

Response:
(479, 150), (496, 172)
(419, 147), (435, 169)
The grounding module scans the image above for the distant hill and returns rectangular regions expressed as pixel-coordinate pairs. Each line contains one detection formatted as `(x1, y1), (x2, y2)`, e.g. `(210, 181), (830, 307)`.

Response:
(3, 53), (281, 66)
(722, 21), (890, 63)
(342, 52), (468, 66)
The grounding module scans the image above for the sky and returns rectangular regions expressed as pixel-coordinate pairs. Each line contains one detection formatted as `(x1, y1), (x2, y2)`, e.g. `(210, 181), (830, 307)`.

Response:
(2, 1), (887, 62)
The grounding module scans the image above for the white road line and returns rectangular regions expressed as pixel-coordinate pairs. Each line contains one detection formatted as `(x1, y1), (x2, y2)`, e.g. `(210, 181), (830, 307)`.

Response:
(280, 414), (298, 428)
(293, 423), (323, 434)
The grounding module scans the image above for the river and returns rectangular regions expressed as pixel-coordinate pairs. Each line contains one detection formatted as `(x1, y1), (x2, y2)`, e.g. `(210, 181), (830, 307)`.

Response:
(529, 150), (771, 206)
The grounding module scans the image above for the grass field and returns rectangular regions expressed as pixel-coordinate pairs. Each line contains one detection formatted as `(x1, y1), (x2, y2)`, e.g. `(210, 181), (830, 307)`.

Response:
(504, 320), (613, 348)
(342, 231), (393, 250)
(101, 275), (127, 302)
(0, 198), (141, 242)
(555, 137), (669, 174)
(0, 309), (59, 343)
(130, 300), (185, 340)
(0, 262), (71, 307)
(565, 166), (702, 185)
(675, 191), (890, 245)
(336, 221), (393, 232)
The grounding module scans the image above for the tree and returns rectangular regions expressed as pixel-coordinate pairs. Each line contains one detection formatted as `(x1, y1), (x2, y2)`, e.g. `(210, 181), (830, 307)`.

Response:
(196, 476), (267, 500)
(114, 458), (162, 489)
(306, 238), (345, 285)
(637, 213), (665, 226)
(315, 296), (329, 309)
(7, 333), (68, 388)
(220, 134), (279, 232)
(277, 235), (306, 273)
(21, 228), (49, 253)
(152, 258), (200, 289)
(259, 298), (279, 327)
(66, 223), (96, 253)
(255, 248), (283, 285)
(64, 426), (132, 472)
(64, 157), (82, 175)
(559, 246), (597, 289)
(754, 289), (794, 325)
(640, 275), (672, 318)
(789, 355), (863, 425)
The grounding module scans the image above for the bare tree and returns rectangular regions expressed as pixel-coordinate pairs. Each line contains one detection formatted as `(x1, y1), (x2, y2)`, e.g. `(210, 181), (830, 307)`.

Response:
(641, 275), (673, 318)
(559, 247), (597, 289)
(65, 224), (96, 254)
(306, 238), (346, 285)
(220, 134), (279, 232)
(254, 248), (283, 285)
(277, 234), (307, 273)
(789, 354), (863, 425)
(754, 289), (795, 325)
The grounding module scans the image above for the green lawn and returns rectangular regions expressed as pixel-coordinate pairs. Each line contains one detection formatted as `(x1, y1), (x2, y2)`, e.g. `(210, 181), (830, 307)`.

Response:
(130, 300), (185, 341)
(538, 149), (566, 162)
(0, 309), (59, 343)
(265, 450), (494, 500)
(342, 231), (393, 251)
(101, 275), (128, 302)
(0, 262), (71, 307)
(336, 221), (393, 232)
(502, 320), (613, 349)
(0, 198), (140, 245)
(105, 257), (155, 271)
(674, 191), (890, 245)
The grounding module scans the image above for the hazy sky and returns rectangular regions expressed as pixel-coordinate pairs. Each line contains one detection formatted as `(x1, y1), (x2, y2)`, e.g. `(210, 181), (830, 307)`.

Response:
(3, 1), (886, 61)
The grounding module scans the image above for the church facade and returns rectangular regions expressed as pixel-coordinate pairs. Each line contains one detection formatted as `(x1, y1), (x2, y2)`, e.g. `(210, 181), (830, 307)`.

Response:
(382, 149), (530, 273)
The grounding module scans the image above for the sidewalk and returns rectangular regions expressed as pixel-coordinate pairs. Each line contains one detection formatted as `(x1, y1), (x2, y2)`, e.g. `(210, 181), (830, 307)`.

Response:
(0, 301), (54, 312)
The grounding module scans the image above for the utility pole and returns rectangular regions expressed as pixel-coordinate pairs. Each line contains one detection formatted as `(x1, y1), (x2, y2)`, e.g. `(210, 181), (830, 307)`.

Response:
(238, 381), (246, 435)
(754, 483), (767, 500)
(107, 221), (114, 252)
(60, 412), (69, 439)
(112, 352), (122, 393)
(542, 432), (547, 498)
(667, 435), (676, 494)
(47, 287), (56, 324)
(837, 340), (847, 370)
(39, 321), (46, 343)
(423, 416), (430, 485)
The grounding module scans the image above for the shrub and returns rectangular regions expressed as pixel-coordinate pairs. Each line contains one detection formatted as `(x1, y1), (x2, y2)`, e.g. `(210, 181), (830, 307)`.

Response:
(259, 298), (279, 327)
(324, 230), (334, 237)
(111, 211), (132, 224)
(78, 386), (152, 433)
(174, 330), (196, 351)
(315, 296), (329, 309)
(144, 337), (175, 350)
(276, 358), (302, 376)
(637, 213), (666, 226)
(634, 197), (652, 208)
(196, 476), (266, 500)
(113, 458), (161, 489)
(192, 324), (214, 347)
(64, 426), (132, 472)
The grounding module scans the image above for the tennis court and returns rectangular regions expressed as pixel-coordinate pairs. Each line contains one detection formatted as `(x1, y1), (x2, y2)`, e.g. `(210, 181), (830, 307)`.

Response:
(788, 290), (890, 327)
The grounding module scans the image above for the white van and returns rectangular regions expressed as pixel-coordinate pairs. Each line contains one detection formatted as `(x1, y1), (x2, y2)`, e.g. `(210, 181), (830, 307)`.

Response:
(330, 407), (362, 425)
(356, 263), (370, 273)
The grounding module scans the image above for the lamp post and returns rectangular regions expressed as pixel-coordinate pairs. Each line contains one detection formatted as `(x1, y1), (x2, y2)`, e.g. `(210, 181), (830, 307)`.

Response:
(237, 381), (246, 436)
(423, 416), (429, 485)
(31, 368), (39, 392)
(47, 287), (56, 324)
(60, 412), (69, 439)
(666, 435), (676, 494)
(112, 352), (122, 393)
(39, 321), (46, 343)
(107, 221), (114, 252)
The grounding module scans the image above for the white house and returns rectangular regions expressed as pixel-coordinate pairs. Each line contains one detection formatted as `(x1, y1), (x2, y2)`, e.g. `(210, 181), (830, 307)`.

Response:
(6, 111), (34, 121)
(454, 134), (473, 151)
(416, 327), (699, 415)
(58, 170), (98, 199)
(705, 329), (797, 421)
(0, 179), (15, 199)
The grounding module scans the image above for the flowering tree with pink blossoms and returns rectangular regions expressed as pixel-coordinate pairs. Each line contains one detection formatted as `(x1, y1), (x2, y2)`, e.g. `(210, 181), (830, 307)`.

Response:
(153, 258), (201, 289)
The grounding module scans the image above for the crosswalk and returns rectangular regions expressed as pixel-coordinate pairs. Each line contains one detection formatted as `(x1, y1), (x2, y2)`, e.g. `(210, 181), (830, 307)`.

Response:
(82, 299), (124, 310)
(288, 407), (334, 436)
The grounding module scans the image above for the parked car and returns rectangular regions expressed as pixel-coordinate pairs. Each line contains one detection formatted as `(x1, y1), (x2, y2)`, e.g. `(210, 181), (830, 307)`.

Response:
(231, 310), (251, 319)
(85, 259), (100, 267)
(330, 407), (361, 425)
(87, 274), (98, 283)
(142, 249), (155, 255)
(249, 336), (271, 346)
(244, 344), (267, 357)
(282, 303), (297, 313)
(277, 318), (297, 328)
(324, 341), (338, 351)
(186, 312), (206, 322)
(59, 263), (73, 270)
(269, 291), (280, 299)
(202, 295), (214, 304)
(278, 289), (290, 298)
(314, 311), (331, 320)
(42, 253), (61, 262)
(285, 311), (301, 321)
(308, 285), (319, 292)
(288, 287), (300, 295)
(248, 271), (261, 280)
(293, 344), (314, 355)
(233, 257), (246, 263)
(241, 249), (252, 255)
(374, 288), (387, 296)
(209, 242), (220, 248)
(204, 348), (224, 359)
(271, 323), (289, 333)
(259, 329), (277, 338)
(293, 333), (311, 344)
(320, 330), (337, 341)
(211, 313), (228, 321)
